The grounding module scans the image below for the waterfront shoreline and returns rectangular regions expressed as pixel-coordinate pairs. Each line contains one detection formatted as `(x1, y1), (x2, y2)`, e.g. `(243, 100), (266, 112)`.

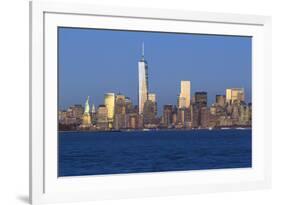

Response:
(59, 127), (252, 133)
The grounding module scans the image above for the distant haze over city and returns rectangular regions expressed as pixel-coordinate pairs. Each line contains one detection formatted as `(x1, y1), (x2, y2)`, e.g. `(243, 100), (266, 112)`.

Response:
(59, 27), (252, 114)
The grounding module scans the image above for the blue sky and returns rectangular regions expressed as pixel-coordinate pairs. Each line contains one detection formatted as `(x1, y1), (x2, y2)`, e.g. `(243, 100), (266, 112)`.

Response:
(58, 27), (252, 113)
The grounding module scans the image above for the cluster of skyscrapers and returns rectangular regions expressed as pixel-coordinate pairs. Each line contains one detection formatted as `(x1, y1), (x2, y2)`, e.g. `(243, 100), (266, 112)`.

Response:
(59, 44), (251, 131)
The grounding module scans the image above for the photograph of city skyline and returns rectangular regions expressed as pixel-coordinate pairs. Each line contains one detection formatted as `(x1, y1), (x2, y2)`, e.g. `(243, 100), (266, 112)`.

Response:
(58, 27), (252, 176)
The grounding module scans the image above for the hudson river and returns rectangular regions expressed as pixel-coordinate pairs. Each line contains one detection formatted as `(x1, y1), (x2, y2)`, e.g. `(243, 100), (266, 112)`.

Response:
(58, 129), (252, 176)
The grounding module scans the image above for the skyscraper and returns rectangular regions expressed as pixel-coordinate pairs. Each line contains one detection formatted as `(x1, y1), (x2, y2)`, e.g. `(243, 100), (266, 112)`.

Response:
(104, 93), (115, 128)
(138, 43), (149, 115)
(148, 93), (157, 116)
(195, 92), (207, 107)
(91, 103), (97, 125)
(115, 94), (126, 114)
(148, 93), (156, 102)
(114, 94), (126, 129)
(91, 103), (95, 113)
(163, 104), (173, 127)
(216, 95), (226, 107)
(194, 92), (207, 127)
(226, 88), (245, 103)
(125, 97), (134, 113)
(143, 100), (156, 125)
(178, 96), (186, 108)
(179, 81), (191, 108)
(200, 107), (210, 128)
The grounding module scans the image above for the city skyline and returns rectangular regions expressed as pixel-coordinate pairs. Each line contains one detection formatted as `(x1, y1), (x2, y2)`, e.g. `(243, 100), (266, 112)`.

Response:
(59, 27), (252, 114)
(59, 85), (251, 131)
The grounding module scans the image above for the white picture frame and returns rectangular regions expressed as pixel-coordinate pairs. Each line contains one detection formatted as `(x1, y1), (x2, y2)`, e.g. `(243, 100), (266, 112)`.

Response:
(30, 1), (272, 204)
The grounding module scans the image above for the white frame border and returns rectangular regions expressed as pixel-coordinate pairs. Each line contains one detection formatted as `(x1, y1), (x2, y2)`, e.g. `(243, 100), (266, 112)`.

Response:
(30, 1), (272, 204)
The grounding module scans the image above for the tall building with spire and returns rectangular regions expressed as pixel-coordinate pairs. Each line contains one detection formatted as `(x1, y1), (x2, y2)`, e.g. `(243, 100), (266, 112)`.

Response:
(91, 103), (95, 113)
(138, 42), (149, 115)
(91, 102), (97, 125)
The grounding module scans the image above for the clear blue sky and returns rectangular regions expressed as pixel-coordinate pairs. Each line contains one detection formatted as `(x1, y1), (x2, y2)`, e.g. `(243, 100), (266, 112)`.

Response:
(58, 27), (252, 113)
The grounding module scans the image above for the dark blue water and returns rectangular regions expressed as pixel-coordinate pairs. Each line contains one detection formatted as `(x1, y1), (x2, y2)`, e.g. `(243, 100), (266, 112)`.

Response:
(58, 129), (252, 176)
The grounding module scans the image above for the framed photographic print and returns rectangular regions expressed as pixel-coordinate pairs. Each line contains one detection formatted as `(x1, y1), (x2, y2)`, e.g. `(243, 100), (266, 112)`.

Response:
(30, 1), (272, 204)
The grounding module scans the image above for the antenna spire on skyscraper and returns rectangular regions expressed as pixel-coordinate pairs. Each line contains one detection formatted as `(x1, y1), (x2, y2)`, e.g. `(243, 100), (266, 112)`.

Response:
(142, 42), (145, 58)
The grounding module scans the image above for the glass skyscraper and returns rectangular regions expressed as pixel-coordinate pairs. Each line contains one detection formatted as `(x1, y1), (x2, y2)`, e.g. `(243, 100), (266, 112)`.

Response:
(138, 43), (149, 115)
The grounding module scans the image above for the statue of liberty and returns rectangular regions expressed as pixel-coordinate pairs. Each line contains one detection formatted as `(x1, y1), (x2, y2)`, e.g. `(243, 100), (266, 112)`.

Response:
(84, 96), (90, 114)
(82, 96), (91, 126)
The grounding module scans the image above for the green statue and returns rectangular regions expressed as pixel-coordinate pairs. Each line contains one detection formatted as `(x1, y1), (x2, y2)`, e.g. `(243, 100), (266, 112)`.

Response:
(84, 96), (90, 114)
